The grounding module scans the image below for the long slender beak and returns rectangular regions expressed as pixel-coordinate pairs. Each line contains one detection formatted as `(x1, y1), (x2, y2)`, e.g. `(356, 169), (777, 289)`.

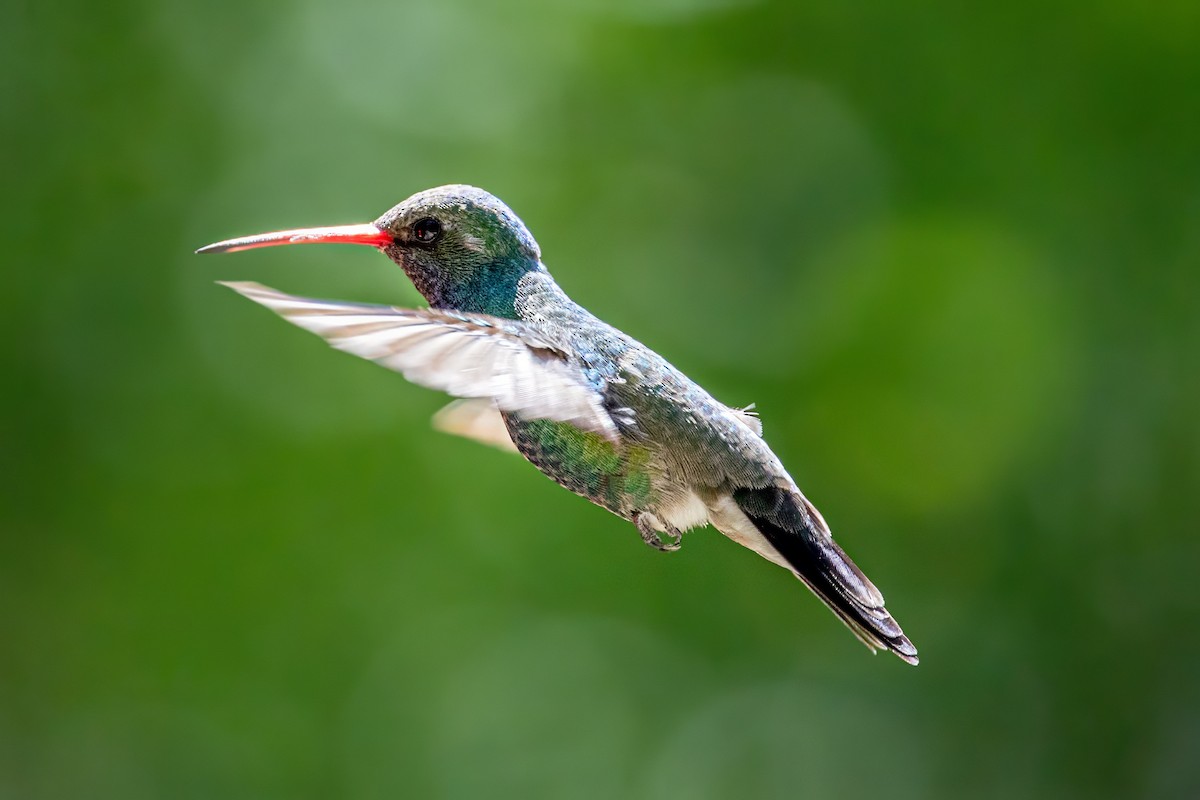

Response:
(196, 223), (392, 255)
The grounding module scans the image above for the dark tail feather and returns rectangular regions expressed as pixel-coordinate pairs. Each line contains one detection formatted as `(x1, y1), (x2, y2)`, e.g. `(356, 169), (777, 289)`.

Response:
(733, 486), (919, 665)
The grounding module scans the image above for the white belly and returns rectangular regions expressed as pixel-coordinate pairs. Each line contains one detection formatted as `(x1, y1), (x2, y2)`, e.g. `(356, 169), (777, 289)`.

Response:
(658, 490), (711, 532)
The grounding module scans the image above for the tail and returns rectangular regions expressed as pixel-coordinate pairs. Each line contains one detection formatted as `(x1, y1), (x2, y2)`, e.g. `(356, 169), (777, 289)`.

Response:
(713, 486), (919, 665)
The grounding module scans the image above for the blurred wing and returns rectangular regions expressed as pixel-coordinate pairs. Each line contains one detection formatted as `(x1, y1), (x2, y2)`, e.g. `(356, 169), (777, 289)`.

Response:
(432, 399), (520, 453)
(222, 282), (618, 442)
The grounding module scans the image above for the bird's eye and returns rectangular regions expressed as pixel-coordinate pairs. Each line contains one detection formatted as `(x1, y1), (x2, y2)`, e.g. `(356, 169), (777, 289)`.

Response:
(412, 217), (442, 244)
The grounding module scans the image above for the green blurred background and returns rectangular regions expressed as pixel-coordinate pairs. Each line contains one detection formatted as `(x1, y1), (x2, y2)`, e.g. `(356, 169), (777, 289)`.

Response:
(3, 1), (1198, 797)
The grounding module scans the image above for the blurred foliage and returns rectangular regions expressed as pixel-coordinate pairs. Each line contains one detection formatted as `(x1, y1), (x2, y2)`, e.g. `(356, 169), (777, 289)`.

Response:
(2, 0), (1198, 798)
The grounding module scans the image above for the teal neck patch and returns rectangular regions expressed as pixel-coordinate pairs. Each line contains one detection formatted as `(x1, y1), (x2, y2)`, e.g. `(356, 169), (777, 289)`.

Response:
(445, 261), (525, 318)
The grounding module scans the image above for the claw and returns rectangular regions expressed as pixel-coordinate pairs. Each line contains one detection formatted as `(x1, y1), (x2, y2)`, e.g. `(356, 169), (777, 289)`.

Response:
(634, 512), (683, 553)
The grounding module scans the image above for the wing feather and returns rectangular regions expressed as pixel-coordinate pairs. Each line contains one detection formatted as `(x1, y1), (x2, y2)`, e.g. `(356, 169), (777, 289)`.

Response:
(221, 281), (618, 441)
(431, 399), (520, 452)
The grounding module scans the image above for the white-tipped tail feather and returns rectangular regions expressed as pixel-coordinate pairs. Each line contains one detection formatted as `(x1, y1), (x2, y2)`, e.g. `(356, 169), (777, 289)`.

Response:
(706, 486), (918, 665)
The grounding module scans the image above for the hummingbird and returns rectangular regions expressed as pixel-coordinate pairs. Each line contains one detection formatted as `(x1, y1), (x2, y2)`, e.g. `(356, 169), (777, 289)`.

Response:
(198, 185), (918, 665)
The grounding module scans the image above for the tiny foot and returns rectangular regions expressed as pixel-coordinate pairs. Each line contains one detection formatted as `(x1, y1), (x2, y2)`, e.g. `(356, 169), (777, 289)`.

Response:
(635, 512), (683, 553)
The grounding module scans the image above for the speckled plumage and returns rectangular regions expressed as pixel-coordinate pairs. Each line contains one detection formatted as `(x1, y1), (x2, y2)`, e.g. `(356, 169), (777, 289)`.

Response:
(201, 185), (918, 665)
(501, 270), (783, 522)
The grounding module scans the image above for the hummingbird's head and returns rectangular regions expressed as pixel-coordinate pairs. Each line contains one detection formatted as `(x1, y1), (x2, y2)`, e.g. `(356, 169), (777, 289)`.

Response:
(376, 185), (540, 263)
(197, 184), (545, 317)
(373, 185), (544, 313)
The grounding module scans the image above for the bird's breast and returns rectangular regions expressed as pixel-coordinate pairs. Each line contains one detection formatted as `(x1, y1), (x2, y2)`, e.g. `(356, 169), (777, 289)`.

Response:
(502, 414), (657, 519)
